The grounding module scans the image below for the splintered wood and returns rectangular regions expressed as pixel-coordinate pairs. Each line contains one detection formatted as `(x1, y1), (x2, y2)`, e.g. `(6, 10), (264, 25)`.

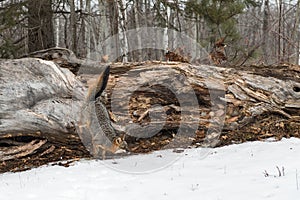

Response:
(105, 62), (300, 152)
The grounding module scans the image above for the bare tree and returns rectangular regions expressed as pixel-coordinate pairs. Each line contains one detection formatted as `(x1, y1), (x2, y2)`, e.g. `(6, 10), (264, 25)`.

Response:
(69, 0), (77, 54)
(117, 0), (129, 62)
(27, 0), (55, 52)
(262, 0), (270, 64)
(133, 0), (142, 61)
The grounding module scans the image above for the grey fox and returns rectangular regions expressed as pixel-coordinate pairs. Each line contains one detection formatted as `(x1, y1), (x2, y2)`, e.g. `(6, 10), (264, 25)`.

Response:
(79, 65), (127, 159)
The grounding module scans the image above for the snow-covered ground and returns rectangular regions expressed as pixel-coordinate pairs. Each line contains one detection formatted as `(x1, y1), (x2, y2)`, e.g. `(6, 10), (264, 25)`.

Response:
(1, 138), (300, 200)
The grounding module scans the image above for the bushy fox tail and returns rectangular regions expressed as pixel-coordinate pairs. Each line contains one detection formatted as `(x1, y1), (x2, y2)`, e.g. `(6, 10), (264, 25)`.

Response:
(85, 65), (110, 102)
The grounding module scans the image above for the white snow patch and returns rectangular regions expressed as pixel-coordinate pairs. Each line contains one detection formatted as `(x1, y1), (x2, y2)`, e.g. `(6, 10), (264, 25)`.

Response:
(1, 138), (300, 200)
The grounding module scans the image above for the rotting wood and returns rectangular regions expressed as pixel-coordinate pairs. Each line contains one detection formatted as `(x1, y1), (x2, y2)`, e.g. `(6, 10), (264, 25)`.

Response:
(0, 48), (299, 168)
(105, 62), (300, 151)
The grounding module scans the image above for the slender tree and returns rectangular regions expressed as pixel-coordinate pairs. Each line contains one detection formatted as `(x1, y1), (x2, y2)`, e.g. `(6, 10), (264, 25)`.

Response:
(133, 0), (142, 61)
(69, 0), (77, 54)
(262, 0), (270, 64)
(27, 0), (55, 52)
(117, 0), (129, 62)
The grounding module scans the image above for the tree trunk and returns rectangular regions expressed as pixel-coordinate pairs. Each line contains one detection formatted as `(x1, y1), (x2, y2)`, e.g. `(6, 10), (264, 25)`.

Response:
(291, 0), (300, 64)
(27, 0), (55, 52)
(278, 0), (282, 63)
(117, 0), (129, 62)
(133, 0), (142, 62)
(100, 0), (110, 56)
(163, 5), (170, 52)
(262, 0), (269, 64)
(107, 0), (120, 62)
(85, 0), (91, 59)
(69, 0), (77, 54)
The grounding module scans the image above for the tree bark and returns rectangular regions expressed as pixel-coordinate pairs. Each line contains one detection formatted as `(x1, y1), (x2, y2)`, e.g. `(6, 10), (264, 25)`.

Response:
(262, 0), (269, 64)
(69, 0), (77, 54)
(117, 0), (129, 62)
(133, 0), (142, 62)
(278, 0), (282, 62)
(107, 0), (120, 62)
(27, 0), (55, 52)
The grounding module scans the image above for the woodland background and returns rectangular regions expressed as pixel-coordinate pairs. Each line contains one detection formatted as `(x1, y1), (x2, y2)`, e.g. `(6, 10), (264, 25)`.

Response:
(0, 0), (299, 65)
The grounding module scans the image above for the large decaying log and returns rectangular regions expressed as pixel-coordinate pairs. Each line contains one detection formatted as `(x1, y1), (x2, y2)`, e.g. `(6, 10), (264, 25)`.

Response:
(1, 48), (300, 164)
(104, 62), (300, 150)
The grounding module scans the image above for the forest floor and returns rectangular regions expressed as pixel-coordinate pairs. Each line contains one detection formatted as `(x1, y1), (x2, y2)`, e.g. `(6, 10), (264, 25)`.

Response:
(0, 63), (299, 173)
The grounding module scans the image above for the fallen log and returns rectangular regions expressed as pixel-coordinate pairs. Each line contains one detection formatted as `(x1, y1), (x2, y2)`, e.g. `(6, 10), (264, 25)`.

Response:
(104, 62), (300, 151)
(0, 49), (299, 165)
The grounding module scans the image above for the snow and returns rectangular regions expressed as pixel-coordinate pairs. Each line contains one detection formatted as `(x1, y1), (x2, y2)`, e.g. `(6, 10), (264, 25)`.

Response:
(1, 138), (300, 200)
